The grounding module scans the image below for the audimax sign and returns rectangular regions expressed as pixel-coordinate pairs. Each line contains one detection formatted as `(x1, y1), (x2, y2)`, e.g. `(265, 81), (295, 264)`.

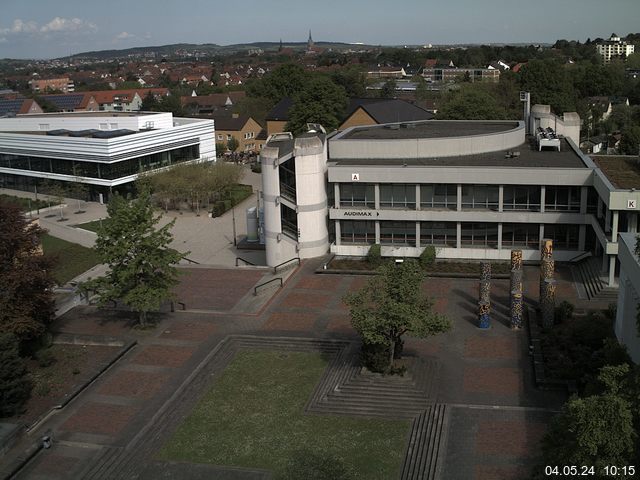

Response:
(342, 210), (380, 217)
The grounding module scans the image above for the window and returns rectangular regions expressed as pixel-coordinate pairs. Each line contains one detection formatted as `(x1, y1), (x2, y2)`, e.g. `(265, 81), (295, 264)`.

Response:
(341, 220), (376, 244)
(545, 186), (580, 212)
(461, 223), (499, 248)
(503, 185), (541, 211)
(99, 123), (108, 130)
(109, 123), (118, 130)
(217, 134), (223, 140)
(502, 223), (539, 248)
(421, 184), (456, 209)
(420, 222), (456, 247)
(227, 134), (232, 141)
(380, 184), (416, 209)
(340, 183), (374, 208)
(281, 204), (298, 240)
(38, 124), (50, 131)
(380, 221), (416, 246)
(461, 185), (499, 210)
(544, 224), (579, 250)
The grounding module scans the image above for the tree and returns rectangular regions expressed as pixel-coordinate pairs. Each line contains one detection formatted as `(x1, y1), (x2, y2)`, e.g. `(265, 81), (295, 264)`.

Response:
(343, 260), (450, 371)
(286, 76), (348, 134)
(539, 365), (636, 477)
(519, 59), (576, 113)
(84, 188), (186, 327)
(437, 85), (509, 120)
(245, 63), (308, 104)
(140, 91), (160, 111)
(620, 126), (640, 155)
(0, 201), (55, 349)
(379, 78), (397, 98)
(226, 136), (240, 153)
(0, 333), (32, 417)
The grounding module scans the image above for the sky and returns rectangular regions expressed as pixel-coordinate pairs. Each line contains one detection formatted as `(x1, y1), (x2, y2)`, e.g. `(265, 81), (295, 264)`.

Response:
(1, 0), (639, 59)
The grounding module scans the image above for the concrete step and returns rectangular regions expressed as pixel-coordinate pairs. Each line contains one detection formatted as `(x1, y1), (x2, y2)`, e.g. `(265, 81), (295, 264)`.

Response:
(401, 404), (447, 480)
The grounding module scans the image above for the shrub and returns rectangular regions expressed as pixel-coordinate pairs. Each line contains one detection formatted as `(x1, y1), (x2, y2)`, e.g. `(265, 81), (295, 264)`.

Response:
(361, 341), (391, 373)
(554, 301), (575, 324)
(366, 244), (382, 267)
(605, 303), (617, 321)
(251, 163), (262, 173)
(0, 333), (32, 417)
(35, 348), (56, 368)
(419, 245), (436, 268)
(33, 381), (51, 397)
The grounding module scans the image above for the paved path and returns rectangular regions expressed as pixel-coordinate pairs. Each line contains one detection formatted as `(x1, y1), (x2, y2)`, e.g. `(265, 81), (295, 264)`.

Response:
(4, 259), (576, 480)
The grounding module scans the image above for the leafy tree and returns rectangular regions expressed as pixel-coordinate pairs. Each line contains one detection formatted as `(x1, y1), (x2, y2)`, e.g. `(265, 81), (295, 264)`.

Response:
(0, 201), (55, 349)
(226, 136), (240, 153)
(245, 63), (308, 104)
(437, 85), (509, 120)
(330, 66), (367, 97)
(539, 365), (637, 477)
(286, 76), (348, 134)
(84, 188), (186, 327)
(379, 78), (397, 98)
(0, 333), (32, 417)
(343, 260), (450, 371)
(140, 91), (160, 111)
(519, 58), (576, 113)
(234, 96), (272, 126)
(619, 125), (640, 155)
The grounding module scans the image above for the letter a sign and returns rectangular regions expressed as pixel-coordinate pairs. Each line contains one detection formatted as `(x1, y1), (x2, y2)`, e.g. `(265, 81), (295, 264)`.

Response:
(351, 173), (360, 181)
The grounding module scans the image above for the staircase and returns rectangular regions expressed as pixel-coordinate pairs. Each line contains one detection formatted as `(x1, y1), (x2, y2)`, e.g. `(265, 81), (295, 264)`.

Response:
(572, 256), (618, 302)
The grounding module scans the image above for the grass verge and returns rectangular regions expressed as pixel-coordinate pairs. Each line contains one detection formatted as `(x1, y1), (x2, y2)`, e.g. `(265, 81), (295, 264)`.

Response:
(41, 234), (101, 284)
(0, 194), (57, 212)
(74, 219), (103, 233)
(160, 350), (410, 479)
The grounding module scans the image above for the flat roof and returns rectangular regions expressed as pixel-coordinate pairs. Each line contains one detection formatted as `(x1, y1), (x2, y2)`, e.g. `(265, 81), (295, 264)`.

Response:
(340, 120), (520, 140)
(11, 111), (159, 118)
(330, 138), (587, 169)
(593, 156), (640, 189)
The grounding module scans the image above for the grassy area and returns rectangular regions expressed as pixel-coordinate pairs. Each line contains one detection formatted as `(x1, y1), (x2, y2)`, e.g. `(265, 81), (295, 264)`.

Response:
(0, 194), (57, 212)
(160, 350), (410, 479)
(74, 219), (103, 233)
(330, 257), (511, 274)
(41, 234), (101, 284)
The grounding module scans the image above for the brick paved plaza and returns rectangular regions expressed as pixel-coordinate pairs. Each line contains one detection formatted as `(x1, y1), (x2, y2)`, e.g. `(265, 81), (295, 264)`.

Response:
(9, 259), (574, 480)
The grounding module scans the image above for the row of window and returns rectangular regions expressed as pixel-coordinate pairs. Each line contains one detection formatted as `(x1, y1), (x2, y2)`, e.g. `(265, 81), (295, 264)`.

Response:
(0, 145), (200, 180)
(215, 132), (256, 141)
(340, 221), (580, 250)
(338, 183), (593, 212)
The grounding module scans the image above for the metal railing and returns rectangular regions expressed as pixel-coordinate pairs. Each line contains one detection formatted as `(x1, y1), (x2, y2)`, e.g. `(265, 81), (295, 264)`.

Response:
(182, 257), (200, 265)
(568, 251), (592, 263)
(254, 277), (283, 296)
(273, 257), (300, 274)
(236, 257), (257, 266)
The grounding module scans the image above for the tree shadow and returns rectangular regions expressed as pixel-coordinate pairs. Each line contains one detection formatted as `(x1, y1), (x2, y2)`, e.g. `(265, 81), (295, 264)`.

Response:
(282, 449), (356, 480)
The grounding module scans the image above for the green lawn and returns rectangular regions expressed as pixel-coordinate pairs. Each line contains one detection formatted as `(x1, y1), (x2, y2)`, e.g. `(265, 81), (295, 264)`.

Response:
(160, 350), (410, 479)
(41, 234), (101, 284)
(74, 219), (103, 233)
(0, 194), (56, 212)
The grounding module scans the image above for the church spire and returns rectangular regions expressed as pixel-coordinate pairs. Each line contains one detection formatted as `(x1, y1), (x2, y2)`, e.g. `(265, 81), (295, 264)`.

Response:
(307, 30), (314, 49)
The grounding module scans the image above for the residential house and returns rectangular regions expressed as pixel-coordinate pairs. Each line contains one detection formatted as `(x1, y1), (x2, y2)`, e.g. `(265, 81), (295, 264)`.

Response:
(0, 98), (43, 117)
(597, 33), (635, 65)
(181, 92), (246, 116)
(211, 113), (263, 153)
(39, 93), (99, 112)
(29, 77), (74, 93)
(339, 98), (434, 130)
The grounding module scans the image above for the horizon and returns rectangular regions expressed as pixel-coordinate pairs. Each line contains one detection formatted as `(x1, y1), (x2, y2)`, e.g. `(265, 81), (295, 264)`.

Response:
(1, 0), (639, 60)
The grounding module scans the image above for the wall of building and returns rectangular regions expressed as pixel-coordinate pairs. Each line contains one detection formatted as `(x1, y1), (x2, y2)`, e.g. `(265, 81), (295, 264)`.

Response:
(4, 112), (174, 131)
(530, 105), (580, 146)
(267, 120), (287, 137)
(339, 108), (377, 130)
(615, 233), (640, 364)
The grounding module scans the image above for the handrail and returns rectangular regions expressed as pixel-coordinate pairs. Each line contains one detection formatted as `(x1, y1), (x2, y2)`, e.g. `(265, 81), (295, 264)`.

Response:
(568, 251), (592, 263)
(183, 257), (200, 265)
(254, 277), (283, 296)
(273, 257), (300, 274)
(236, 257), (257, 267)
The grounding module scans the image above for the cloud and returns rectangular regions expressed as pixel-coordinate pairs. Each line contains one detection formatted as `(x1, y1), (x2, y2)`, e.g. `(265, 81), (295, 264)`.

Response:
(115, 31), (135, 40)
(40, 17), (97, 33)
(0, 37), (7, 44)
(1, 19), (38, 34)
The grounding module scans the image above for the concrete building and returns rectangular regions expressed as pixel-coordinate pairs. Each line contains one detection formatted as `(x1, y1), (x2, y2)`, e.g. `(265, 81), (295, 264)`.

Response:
(29, 77), (74, 93)
(597, 33), (635, 65)
(421, 67), (500, 83)
(259, 106), (640, 289)
(0, 111), (215, 201)
(615, 233), (640, 364)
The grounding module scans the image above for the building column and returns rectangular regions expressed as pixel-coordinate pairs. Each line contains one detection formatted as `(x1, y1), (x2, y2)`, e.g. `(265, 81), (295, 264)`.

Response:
(456, 222), (462, 249)
(374, 183), (380, 210)
(334, 184), (340, 209)
(416, 222), (421, 248)
(539, 185), (545, 213)
(608, 256), (616, 287)
(375, 221), (380, 244)
(415, 184), (421, 211)
(612, 211), (619, 241)
(578, 224), (586, 251)
(539, 224), (545, 254)
(580, 186), (588, 214)
(457, 184), (462, 211)
(497, 223), (503, 250)
(335, 220), (341, 246)
(498, 185), (504, 212)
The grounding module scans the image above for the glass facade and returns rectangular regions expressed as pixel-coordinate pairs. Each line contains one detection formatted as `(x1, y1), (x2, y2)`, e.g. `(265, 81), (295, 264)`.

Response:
(545, 186), (580, 212)
(380, 221), (416, 245)
(503, 185), (541, 211)
(420, 221), (456, 247)
(461, 222), (499, 248)
(461, 185), (499, 210)
(340, 183), (374, 208)
(280, 204), (298, 240)
(341, 220), (376, 244)
(278, 158), (296, 202)
(502, 223), (540, 248)
(0, 145), (199, 181)
(544, 224), (580, 249)
(380, 184), (416, 209)
(420, 184), (456, 210)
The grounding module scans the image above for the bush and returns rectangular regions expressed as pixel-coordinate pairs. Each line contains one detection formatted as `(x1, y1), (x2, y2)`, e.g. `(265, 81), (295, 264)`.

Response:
(419, 245), (436, 268)
(554, 301), (575, 324)
(605, 303), (617, 321)
(366, 244), (382, 267)
(35, 348), (56, 368)
(0, 333), (32, 417)
(33, 381), (51, 397)
(361, 341), (391, 373)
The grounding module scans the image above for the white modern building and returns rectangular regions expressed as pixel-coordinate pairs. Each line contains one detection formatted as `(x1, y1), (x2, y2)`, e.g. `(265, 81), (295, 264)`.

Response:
(596, 33), (635, 65)
(615, 233), (640, 363)
(0, 111), (215, 200)
(259, 106), (640, 289)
